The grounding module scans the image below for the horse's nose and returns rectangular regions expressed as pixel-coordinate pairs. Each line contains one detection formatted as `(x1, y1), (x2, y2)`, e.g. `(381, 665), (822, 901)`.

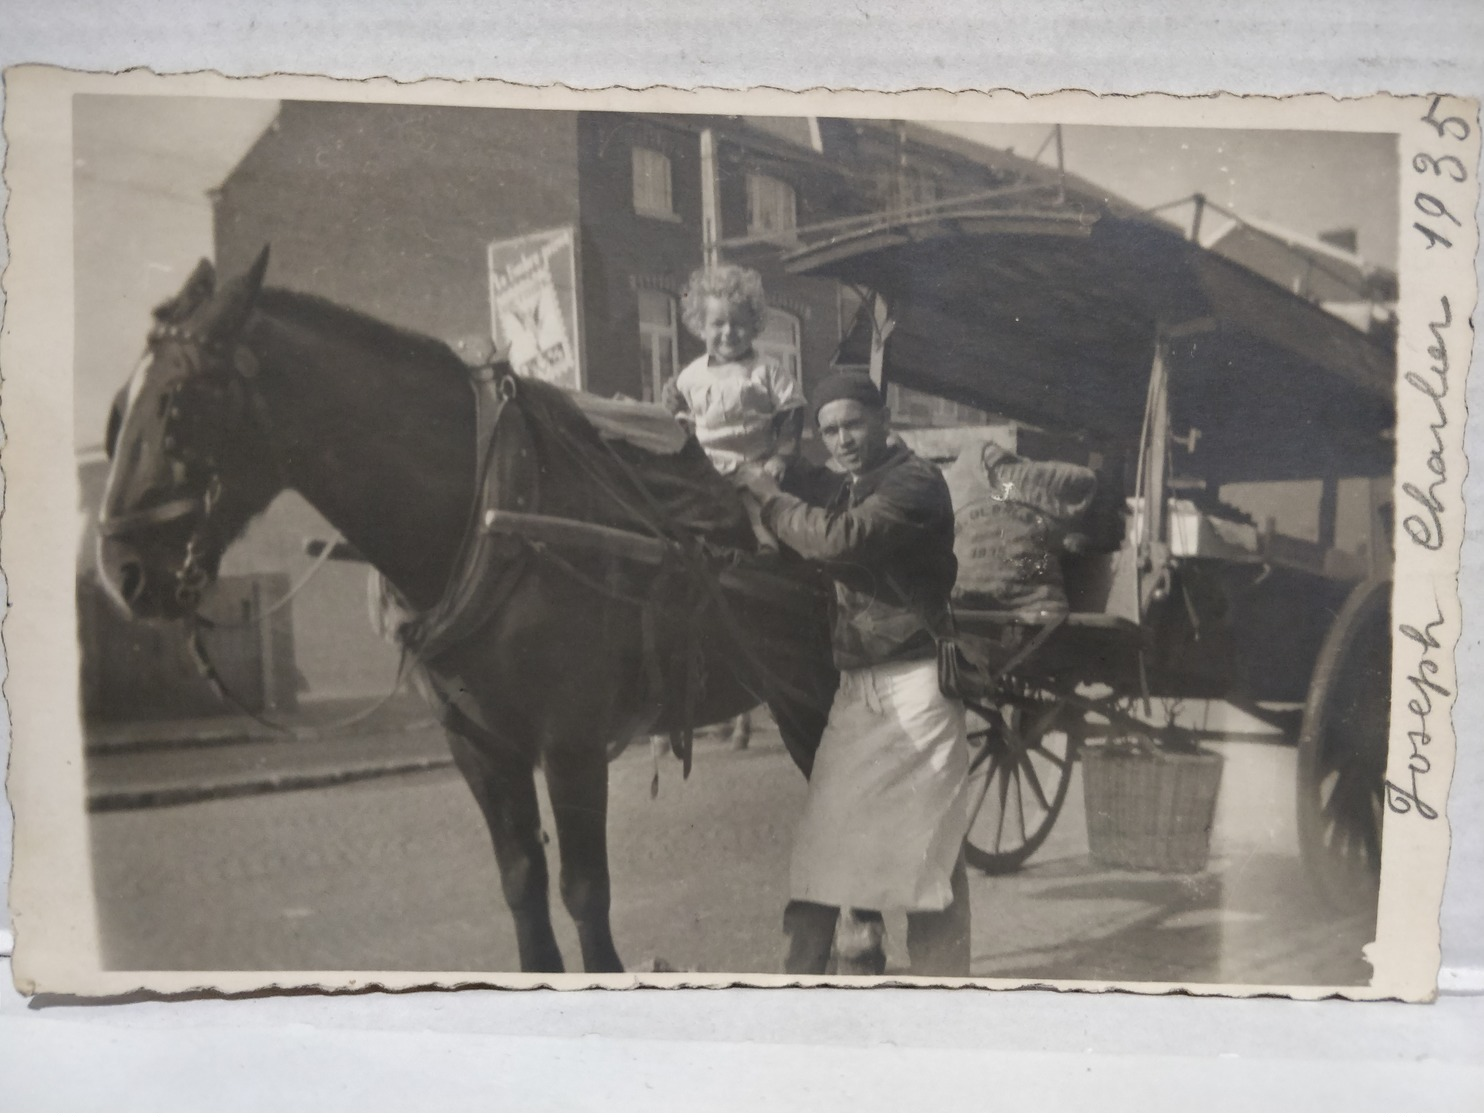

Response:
(98, 536), (149, 609)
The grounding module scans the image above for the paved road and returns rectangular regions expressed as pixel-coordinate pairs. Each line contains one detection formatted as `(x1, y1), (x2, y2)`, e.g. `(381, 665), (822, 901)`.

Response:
(89, 723), (1375, 984)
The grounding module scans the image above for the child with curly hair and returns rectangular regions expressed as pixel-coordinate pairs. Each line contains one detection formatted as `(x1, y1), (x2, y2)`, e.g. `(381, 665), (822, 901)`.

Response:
(664, 264), (806, 552)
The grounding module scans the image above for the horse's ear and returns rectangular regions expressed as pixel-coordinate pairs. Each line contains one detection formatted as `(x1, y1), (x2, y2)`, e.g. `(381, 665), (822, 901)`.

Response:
(198, 246), (270, 344)
(152, 258), (217, 324)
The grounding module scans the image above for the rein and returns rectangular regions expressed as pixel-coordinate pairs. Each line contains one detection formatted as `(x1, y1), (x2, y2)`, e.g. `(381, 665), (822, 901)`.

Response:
(97, 496), (204, 537)
(186, 620), (414, 740)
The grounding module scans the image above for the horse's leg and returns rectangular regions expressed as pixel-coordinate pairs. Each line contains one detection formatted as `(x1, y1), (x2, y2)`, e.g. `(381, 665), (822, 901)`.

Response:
(446, 728), (564, 972)
(543, 745), (624, 973)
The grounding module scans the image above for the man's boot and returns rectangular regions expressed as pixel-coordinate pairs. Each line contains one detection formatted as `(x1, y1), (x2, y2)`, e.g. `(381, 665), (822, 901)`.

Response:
(906, 856), (971, 976)
(835, 908), (886, 975)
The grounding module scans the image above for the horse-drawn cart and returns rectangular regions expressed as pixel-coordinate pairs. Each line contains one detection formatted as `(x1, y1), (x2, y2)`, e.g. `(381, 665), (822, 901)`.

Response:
(781, 196), (1396, 914)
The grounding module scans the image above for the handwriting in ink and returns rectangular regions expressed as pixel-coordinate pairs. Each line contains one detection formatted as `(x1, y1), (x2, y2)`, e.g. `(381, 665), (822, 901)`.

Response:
(1384, 603), (1449, 820)
(1401, 296), (1451, 551)
(1412, 98), (1470, 249)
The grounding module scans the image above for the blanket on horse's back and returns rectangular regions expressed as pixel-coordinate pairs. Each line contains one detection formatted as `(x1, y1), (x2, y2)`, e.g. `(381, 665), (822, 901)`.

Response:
(522, 380), (756, 547)
(382, 372), (757, 663)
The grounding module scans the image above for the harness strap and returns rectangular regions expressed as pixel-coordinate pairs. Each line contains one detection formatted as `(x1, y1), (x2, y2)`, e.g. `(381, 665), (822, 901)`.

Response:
(98, 496), (202, 538)
(394, 371), (518, 661)
(518, 532), (696, 788)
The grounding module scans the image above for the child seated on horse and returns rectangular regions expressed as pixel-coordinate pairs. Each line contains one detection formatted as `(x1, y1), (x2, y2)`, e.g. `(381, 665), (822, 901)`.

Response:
(662, 264), (806, 553)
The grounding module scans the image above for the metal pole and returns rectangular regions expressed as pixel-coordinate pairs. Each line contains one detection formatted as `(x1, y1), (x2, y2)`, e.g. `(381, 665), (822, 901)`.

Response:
(700, 128), (720, 268)
(1189, 192), (1207, 242)
(1318, 476), (1339, 554)
(1054, 124), (1066, 205)
(896, 120), (908, 210)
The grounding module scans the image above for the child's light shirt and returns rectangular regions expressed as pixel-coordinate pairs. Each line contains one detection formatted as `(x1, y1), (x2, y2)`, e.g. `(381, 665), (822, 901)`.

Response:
(674, 351), (805, 475)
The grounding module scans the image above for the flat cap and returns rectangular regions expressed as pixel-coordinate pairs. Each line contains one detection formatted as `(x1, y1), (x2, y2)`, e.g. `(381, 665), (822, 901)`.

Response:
(811, 371), (885, 421)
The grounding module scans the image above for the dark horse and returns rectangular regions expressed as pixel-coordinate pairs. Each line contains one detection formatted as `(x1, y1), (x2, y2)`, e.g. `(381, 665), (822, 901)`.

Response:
(97, 249), (836, 972)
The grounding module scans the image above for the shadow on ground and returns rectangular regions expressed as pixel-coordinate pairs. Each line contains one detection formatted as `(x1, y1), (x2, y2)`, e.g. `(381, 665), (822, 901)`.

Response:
(973, 850), (1375, 987)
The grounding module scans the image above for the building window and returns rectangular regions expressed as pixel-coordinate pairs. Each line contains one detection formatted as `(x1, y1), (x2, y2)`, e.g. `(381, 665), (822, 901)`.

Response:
(637, 289), (679, 402)
(746, 173), (797, 237)
(755, 307), (802, 382)
(632, 147), (674, 218)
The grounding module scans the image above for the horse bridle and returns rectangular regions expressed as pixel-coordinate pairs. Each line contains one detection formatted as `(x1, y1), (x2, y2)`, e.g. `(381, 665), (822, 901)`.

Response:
(97, 321), (265, 608)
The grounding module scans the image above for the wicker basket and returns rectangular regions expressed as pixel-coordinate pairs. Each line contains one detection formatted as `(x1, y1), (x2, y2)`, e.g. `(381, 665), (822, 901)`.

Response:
(1082, 745), (1225, 873)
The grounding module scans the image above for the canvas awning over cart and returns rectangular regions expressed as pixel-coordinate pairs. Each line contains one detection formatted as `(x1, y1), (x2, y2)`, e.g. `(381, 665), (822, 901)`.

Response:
(783, 205), (1395, 486)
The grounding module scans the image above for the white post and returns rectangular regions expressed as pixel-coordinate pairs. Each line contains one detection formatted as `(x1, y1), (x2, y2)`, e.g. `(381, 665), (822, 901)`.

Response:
(868, 292), (894, 389)
(256, 579), (278, 714)
(1146, 335), (1170, 551)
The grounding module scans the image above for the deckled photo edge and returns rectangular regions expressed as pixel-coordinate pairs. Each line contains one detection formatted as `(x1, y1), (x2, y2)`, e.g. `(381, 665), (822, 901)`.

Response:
(2, 66), (1472, 999)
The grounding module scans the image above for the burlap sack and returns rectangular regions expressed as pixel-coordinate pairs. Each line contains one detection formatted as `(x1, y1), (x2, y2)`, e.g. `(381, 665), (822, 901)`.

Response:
(944, 442), (1098, 612)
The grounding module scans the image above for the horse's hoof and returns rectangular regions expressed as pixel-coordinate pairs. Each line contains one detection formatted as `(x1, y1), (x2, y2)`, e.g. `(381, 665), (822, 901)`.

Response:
(633, 955), (683, 973)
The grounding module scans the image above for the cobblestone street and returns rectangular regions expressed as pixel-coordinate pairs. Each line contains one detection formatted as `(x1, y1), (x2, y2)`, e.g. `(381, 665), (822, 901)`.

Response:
(89, 720), (1374, 984)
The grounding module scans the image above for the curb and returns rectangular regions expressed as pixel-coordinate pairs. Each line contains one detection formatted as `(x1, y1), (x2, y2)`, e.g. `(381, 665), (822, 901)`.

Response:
(85, 718), (439, 757)
(88, 755), (456, 813)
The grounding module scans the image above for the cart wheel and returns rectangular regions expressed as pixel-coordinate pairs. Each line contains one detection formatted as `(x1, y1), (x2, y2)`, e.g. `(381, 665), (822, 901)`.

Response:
(963, 695), (1082, 875)
(1297, 579), (1390, 915)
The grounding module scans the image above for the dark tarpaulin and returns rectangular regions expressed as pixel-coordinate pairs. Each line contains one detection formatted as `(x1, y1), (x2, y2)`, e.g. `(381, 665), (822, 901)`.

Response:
(785, 209), (1395, 485)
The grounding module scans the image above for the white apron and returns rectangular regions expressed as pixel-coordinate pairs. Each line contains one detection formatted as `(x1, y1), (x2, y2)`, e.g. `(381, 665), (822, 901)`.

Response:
(790, 658), (974, 912)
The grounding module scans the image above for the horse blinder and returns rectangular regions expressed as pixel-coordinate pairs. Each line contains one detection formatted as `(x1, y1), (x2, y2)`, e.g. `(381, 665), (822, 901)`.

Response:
(101, 326), (264, 606)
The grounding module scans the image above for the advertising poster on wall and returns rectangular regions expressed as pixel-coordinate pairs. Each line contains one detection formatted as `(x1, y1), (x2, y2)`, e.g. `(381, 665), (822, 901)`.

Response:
(486, 226), (584, 391)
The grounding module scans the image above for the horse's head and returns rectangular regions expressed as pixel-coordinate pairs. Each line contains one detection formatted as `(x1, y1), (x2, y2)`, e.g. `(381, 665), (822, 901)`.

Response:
(97, 247), (283, 621)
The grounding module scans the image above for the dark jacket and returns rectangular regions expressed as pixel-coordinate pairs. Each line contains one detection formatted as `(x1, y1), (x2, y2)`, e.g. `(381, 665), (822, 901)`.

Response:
(762, 443), (957, 670)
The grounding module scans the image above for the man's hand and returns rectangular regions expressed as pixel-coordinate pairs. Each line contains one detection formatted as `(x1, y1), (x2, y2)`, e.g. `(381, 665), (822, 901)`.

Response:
(734, 461), (783, 499)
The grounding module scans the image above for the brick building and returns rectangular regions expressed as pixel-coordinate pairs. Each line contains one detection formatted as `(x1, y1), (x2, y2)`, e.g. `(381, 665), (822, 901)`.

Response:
(211, 104), (1064, 411)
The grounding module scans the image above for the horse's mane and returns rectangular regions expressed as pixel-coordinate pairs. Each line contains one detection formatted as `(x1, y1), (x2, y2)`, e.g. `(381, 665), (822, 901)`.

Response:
(257, 288), (470, 378)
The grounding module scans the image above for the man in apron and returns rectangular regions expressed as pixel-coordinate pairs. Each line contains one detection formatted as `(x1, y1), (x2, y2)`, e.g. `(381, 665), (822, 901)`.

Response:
(736, 372), (974, 977)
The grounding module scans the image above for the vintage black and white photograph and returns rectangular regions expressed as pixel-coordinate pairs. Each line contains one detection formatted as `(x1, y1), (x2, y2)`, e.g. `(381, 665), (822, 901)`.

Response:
(5, 73), (1473, 996)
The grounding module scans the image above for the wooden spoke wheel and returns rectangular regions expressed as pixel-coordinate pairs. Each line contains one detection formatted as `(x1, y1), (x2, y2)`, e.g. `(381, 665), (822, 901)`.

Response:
(963, 693), (1083, 875)
(1297, 579), (1391, 916)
